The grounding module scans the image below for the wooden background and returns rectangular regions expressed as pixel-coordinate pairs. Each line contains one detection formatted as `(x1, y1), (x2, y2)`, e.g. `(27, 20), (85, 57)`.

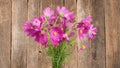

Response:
(0, 0), (120, 68)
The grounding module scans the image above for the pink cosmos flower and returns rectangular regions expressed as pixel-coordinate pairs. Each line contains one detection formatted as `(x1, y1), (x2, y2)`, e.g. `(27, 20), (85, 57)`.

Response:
(82, 16), (92, 24)
(34, 32), (48, 47)
(87, 25), (97, 39)
(50, 27), (64, 46)
(77, 16), (92, 30)
(56, 6), (75, 22)
(22, 21), (38, 37)
(56, 6), (69, 16)
(77, 16), (93, 39)
(65, 12), (75, 22)
(43, 7), (54, 18)
(77, 16), (98, 40)
(32, 16), (45, 30)
(22, 16), (45, 36)
(22, 16), (48, 47)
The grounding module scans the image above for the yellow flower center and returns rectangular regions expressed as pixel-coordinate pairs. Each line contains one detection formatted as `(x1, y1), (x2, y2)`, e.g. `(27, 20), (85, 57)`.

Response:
(79, 30), (83, 34)
(53, 32), (57, 36)
(82, 45), (86, 49)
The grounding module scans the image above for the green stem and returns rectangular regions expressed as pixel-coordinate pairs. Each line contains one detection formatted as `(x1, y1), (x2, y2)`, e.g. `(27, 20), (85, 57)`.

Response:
(47, 42), (69, 68)
(52, 45), (64, 68)
(52, 56), (62, 68)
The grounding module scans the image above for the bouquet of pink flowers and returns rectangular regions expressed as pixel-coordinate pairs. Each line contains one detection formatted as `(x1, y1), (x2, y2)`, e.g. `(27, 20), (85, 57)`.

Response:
(22, 6), (97, 68)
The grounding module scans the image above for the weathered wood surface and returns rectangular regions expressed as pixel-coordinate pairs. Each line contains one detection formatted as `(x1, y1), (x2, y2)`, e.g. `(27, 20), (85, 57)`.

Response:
(11, 0), (28, 68)
(0, 0), (11, 68)
(91, 0), (105, 68)
(0, 0), (120, 68)
(105, 0), (120, 68)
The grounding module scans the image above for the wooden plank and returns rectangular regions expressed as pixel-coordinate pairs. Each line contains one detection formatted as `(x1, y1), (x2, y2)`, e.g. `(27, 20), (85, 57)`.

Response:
(11, 0), (28, 68)
(27, 0), (40, 68)
(64, 0), (77, 68)
(105, 0), (120, 68)
(91, 0), (105, 68)
(38, 0), (52, 68)
(77, 0), (106, 68)
(51, 0), (63, 9)
(65, 0), (76, 12)
(0, 0), (11, 68)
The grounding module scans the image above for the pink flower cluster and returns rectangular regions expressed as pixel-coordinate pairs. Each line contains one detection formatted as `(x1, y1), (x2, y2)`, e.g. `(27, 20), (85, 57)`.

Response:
(22, 6), (97, 49)
(77, 16), (97, 53)
(77, 16), (97, 39)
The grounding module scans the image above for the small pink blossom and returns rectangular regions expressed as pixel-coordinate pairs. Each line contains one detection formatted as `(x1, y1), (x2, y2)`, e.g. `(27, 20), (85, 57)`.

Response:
(50, 27), (64, 46)
(43, 7), (54, 18)
(34, 32), (48, 47)
(56, 6), (75, 22)
(87, 25), (97, 39)
(22, 21), (38, 37)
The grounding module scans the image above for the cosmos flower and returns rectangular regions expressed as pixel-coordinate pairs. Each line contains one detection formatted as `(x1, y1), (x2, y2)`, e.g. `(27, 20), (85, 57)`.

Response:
(50, 27), (64, 46)
(56, 6), (69, 17)
(77, 16), (93, 39)
(22, 21), (38, 37)
(22, 16), (45, 36)
(87, 25), (97, 39)
(82, 16), (92, 24)
(34, 32), (48, 47)
(32, 16), (45, 30)
(43, 7), (54, 18)
(77, 16), (92, 30)
(56, 6), (75, 22)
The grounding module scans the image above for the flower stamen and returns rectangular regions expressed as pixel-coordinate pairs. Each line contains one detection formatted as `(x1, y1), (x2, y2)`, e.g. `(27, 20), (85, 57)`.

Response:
(82, 45), (86, 49)
(79, 30), (83, 34)
(53, 32), (57, 36)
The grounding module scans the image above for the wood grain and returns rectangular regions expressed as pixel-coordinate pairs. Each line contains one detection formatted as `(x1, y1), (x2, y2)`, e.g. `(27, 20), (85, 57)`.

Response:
(27, 0), (40, 68)
(51, 0), (63, 9)
(11, 0), (28, 68)
(91, 0), (105, 68)
(105, 0), (120, 68)
(0, 0), (11, 68)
